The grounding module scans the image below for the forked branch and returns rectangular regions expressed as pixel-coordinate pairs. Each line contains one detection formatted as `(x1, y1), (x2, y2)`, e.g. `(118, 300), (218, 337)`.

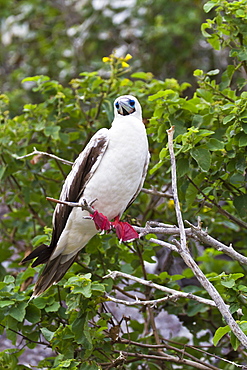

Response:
(166, 125), (247, 349)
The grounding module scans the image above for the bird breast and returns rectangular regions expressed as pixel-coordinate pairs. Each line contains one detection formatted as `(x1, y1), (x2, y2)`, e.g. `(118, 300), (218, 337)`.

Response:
(82, 117), (148, 220)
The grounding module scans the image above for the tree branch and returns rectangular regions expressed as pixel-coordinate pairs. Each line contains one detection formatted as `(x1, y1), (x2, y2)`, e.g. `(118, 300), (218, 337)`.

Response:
(117, 339), (221, 370)
(15, 147), (73, 166)
(106, 293), (185, 307)
(112, 350), (216, 370)
(134, 222), (247, 266)
(167, 125), (247, 349)
(46, 196), (96, 214)
(186, 175), (247, 229)
(104, 270), (216, 307)
(186, 219), (247, 265)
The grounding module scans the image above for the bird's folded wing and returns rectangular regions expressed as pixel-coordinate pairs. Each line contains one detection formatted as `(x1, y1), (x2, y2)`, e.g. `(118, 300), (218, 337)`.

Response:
(22, 128), (109, 266)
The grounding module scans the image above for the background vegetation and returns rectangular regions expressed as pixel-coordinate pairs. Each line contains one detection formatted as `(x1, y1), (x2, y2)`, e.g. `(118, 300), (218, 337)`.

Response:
(1, 0), (247, 368)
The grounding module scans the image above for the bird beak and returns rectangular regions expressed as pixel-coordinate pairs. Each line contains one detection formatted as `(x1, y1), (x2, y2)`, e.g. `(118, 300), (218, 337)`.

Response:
(118, 99), (135, 116)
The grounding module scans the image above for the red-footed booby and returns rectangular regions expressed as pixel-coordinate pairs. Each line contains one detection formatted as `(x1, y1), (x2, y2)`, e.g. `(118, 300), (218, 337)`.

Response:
(22, 95), (150, 296)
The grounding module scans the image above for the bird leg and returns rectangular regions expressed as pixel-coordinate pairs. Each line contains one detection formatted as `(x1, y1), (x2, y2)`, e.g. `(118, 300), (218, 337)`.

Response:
(111, 216), (139, 242)
(90, 212), (139, 242)
(90, 210), (111, 231)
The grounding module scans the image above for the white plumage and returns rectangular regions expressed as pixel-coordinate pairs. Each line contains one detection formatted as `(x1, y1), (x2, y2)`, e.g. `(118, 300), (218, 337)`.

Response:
(22, 95), (150, 296)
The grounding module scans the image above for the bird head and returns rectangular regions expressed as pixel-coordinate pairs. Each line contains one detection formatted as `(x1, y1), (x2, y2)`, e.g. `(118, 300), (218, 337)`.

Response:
(114, 95), (142, 120)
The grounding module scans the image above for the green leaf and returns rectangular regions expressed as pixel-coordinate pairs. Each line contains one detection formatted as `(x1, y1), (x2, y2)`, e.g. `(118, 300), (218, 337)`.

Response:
(91, 282), (105, 293)
(220, 65), (236, 89)
(159, 147), (168, 160)
(187, 302), (207, 317)
(208, 34), (221, 50)
(185, 174), (204, 208)
(44, 125), (60, 140)
(41, 327), (55, 341)
(25, 304), (41, 324)
(191, 147), (211, 172)
(207, 69), (220, 76)
(203, 1), (217, 13)
(131, 72), (153, 80)
(4, 276), (15, 284)
(9, 301), (28, 322)
(193, 69), (204, 77)
(223, 114), (235, 125)
(233, 195), (247, 218)
(45, 301), (60, 312)
(177, 157), (189, 176)
(148, 90), (177, 101)
(239, 133), (247, 147)
(230, 331), (240, 351)
(22, 75), (50, 83)
(213, 325), (230, 346)
(206, 138), (225, 151)
(0, 300), (15, 308)
(71, 312), (92, 348)
(221, 279), (235, 288)
(31, 234), (49, 247)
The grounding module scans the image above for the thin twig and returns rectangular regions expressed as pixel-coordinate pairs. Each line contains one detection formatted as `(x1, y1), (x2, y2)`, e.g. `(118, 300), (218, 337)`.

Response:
(15, 148), (73, 166)
(187, 175), (247, 229)
(186, 219), (247, 265)
(46, 197), (96, 214)
(141, 187), (172, 198)
(118, 339), (221, 370)
(104, 271), (216, 307)
(134, 222), (247, 265)
(106, 294), (180, 307)
(112, 350), (216, 370)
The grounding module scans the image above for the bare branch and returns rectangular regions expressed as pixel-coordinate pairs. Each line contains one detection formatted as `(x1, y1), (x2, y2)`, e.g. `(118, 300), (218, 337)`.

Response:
(104, 270), (216, 307)
(167, 125), (247, 349)
(141, 187), (172, 198)
(106, 293), (178, 307)
(118, 339), (221, 370)
(148, 237), (179, 252)
(187, 175), (247, 229)
(15, 147), (73, 166)
(46, 197), (96, 214)
(167, 126), (187, 249)
(186, 220), (247, 265)
(134, 223), (247, 266)
(112, 350), (216, 370)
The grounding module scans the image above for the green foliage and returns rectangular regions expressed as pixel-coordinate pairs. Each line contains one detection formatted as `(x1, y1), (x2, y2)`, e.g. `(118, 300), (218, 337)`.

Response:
(1, 0), (247, 368)
(1, 0), (212, 113)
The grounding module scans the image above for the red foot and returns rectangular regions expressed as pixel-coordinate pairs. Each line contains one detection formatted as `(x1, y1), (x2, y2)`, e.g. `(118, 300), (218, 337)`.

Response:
(90, 212), (139, 242)
(90, 210), (111, 231)
(112, 216), (139, 242)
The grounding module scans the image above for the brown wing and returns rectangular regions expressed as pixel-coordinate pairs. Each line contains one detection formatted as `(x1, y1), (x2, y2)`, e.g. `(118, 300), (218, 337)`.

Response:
(22, 128), (109, 266)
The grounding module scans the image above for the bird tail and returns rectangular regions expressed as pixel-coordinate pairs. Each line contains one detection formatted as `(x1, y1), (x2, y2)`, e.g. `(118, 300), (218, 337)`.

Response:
(21, 244), (79, 297)
(21, 244), (52, 267)
(32, 253), (79, 297)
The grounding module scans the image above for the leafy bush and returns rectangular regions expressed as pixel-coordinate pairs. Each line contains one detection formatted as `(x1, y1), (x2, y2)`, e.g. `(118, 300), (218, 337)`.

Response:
(1, 1), (247, 369)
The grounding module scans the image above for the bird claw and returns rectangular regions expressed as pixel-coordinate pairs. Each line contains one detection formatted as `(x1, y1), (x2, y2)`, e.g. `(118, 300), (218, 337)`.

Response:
(112, 217), (139, 242)
(90, 210), (111, 231)
(90, 212), (139, 242)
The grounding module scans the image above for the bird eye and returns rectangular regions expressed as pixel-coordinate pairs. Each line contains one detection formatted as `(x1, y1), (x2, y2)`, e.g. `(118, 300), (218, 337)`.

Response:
(129, 99), (135, 107)
(115, 102), (120, 109)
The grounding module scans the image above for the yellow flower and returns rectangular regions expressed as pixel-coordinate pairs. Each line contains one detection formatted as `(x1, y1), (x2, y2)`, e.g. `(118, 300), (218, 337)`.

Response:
(121, 61), (130, 68)
(167, 199), (174, 209)
(102, 57), (111, 63)
(124, 53), (132, 61)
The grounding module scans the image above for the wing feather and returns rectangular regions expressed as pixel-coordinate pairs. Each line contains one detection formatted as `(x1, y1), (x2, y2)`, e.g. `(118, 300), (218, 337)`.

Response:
(22, 128), (109, 266)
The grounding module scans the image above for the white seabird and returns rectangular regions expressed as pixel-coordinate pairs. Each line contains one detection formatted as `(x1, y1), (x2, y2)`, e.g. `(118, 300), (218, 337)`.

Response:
(22, 95), (150, 296)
